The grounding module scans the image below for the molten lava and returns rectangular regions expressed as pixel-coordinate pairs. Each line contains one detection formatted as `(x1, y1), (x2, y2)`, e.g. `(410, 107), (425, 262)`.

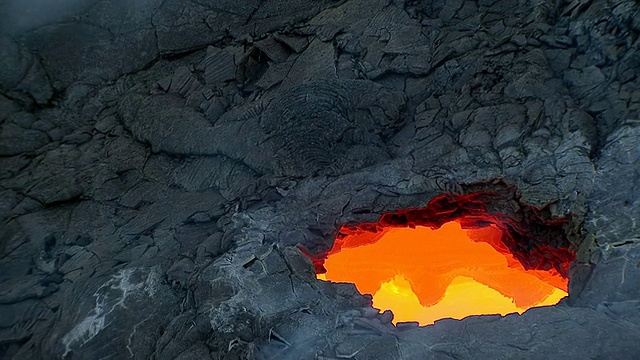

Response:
(305, 189), (575, 326)
(317, 221), (568, 325)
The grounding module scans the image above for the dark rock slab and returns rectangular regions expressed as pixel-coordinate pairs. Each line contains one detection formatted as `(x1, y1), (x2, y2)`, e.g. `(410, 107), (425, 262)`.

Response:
(0, 36), (53, 105)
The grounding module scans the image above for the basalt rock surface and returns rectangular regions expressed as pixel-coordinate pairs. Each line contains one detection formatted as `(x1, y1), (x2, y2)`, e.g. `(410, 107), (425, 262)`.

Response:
(1, 0), (639, 359)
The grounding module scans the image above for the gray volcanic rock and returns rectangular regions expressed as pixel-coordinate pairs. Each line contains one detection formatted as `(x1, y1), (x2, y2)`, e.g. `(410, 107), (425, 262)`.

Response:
(1, 0), (639, 359)
(261, 79), (404, 176)
(0, 36), (53, 105)
(573, 124), (640, 306)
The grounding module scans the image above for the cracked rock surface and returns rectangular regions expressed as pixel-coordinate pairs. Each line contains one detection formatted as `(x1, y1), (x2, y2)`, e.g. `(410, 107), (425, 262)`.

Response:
(1, 0), (639, 358)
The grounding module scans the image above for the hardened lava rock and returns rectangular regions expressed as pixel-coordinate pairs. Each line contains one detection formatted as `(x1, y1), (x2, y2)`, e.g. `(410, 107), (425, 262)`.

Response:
(0, 0), (639, 359)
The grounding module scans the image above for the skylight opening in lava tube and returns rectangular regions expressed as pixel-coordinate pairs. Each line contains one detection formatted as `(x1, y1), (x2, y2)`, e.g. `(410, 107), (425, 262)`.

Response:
(304, 191), (575, 326)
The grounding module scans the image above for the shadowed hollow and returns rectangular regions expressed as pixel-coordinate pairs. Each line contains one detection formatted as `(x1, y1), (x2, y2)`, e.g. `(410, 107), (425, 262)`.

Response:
(317, 221), (569, 325)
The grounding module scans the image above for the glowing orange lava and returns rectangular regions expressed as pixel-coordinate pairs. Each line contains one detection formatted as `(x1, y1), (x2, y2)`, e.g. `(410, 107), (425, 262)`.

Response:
(316, 221), (570, 325)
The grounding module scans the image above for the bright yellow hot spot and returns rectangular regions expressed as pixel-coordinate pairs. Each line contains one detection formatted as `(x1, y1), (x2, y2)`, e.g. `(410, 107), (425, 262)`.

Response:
(373, 275), (567, 325)
(319, 221), (569, 325)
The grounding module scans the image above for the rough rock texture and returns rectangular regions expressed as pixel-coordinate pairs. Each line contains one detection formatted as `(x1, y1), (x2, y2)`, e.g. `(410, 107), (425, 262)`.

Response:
(1, 0), (639, 359)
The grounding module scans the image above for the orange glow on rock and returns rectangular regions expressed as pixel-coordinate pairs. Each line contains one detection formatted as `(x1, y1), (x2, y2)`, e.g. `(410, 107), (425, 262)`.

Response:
(318, 221), (569, 325)
(303, 188), (576, 326)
